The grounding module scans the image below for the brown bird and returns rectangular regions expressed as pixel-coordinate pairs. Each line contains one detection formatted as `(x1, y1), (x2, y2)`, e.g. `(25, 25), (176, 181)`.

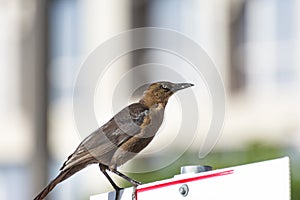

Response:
(34, 81), (194, 200)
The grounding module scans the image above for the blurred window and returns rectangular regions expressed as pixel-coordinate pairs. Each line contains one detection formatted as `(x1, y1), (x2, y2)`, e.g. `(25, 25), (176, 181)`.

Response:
(230, 0), (298, 93)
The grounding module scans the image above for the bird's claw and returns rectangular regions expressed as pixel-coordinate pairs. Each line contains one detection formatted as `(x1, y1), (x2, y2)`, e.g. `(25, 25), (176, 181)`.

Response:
(114, 188), (124, 200)
(132, 180), (142, 186)
(116, 187), (124, 191)
(132, 185), (138, 200)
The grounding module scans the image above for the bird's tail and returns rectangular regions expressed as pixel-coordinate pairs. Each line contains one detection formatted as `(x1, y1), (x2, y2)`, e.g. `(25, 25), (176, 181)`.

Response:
(33, 155), (96, 200)
(33, 162), (89, 200)
(33, 169), (70, 200)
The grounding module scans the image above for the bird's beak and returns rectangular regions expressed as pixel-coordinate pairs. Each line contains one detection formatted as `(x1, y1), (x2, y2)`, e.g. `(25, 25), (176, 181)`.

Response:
(171, 83), (194, 92)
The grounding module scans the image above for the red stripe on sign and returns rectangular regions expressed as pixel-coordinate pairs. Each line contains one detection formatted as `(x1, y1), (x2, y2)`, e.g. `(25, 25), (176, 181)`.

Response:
(137, 169), (234, 193)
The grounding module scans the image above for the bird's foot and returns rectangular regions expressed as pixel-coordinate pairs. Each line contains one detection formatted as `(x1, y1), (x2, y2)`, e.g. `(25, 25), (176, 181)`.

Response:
(131, 179), (142, 200)
(115, 185), (124, 191)
(132, 185), (138, 200)
(114, 187), (124, 200)
(132, 179), (142, 186)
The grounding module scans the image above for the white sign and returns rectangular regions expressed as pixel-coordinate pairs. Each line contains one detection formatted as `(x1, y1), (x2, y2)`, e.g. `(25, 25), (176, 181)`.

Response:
(91, 157), (290, 200)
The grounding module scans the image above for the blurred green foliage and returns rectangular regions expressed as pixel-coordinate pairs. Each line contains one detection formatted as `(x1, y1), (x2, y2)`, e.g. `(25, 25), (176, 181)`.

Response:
(125, 142), (300, 199)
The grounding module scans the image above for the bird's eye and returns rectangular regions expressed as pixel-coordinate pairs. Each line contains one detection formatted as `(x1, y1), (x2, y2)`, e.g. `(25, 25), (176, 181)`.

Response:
(161, 84), (168, 89)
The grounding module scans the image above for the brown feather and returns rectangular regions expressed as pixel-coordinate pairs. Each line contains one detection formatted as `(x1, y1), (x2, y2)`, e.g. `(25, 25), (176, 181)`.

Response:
(61, 103), (149, 170)
(34, 161), (92, 200)
(33, 81), (193, 200)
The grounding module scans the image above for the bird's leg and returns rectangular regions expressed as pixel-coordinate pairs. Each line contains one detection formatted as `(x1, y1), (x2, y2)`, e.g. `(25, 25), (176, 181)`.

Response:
(99, 164), (121, 190)
(110, 168), (139, 200)
(99, 164), (123, 200)
(109, 168), (141, 186)
(108, 168), (141, 200)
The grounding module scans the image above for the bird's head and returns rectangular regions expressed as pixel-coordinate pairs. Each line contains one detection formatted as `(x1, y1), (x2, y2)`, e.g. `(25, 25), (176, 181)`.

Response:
(139, 81), (194, 107)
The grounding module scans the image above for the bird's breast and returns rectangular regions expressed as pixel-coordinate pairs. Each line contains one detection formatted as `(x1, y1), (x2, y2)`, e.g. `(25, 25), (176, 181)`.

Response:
(140, 104), (165, 138)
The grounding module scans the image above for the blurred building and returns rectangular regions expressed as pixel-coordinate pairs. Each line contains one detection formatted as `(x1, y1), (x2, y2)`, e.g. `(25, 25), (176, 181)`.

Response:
(0, 0), (299, 200)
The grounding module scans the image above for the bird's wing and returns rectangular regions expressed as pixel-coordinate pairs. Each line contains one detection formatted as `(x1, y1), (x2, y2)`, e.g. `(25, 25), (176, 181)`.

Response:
(60, 103), (149, 170)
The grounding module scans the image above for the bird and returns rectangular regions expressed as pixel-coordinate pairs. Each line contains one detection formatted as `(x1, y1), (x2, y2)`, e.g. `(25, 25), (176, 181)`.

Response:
(33, 81), (194, 200)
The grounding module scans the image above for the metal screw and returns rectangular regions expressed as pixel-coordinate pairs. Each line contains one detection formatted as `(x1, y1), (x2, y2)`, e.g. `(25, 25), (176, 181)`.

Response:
(179, 184), (189, 197)
(181, 165), (212, 174)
